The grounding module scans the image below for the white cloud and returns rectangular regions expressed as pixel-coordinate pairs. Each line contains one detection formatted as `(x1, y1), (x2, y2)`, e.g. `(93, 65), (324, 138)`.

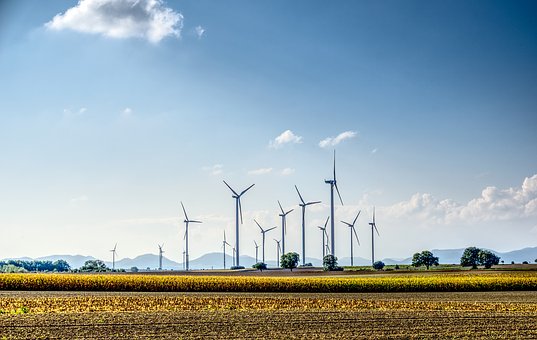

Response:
(269, 130), (303, 149)
(63, 107), (87, 118)
(45, 0), (183, 44)
(195, 25), (205, 39)
(121, 107), (133, 118)
(371, 148), (378, 154)
(70, 195), (88, 207)
(319, 131), (357, 148)
(202, 164), (223, 176)
(248, 168), (273, 175)
(280, 168), (295, 176)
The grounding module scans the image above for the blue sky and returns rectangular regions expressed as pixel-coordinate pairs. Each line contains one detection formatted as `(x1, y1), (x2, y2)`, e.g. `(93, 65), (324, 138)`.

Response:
(1, 0), (536, 264)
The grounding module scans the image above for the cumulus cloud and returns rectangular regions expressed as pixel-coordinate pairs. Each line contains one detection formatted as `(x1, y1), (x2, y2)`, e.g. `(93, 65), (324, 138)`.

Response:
(280, 168), (295, 176)
(202, 164), (223, 176)
(195, 25), (205, 39)
(248, 168), (273, 175)
(385, 174), (537, 224)
(45, 0), (183, 43)
(319, 131), (357, 148)
(269, 130), (303, 149)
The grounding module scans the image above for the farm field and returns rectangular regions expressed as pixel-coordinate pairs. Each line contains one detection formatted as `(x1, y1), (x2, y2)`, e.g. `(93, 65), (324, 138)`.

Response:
(0, 291), (536, 339)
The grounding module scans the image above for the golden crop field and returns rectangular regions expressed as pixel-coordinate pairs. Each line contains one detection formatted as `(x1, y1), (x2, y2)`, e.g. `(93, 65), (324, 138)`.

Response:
(1, 271), (536, 292)
(0, 291), (536, 339)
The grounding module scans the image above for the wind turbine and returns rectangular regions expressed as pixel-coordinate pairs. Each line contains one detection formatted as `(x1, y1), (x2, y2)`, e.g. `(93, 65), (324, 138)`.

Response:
(318, 216), (330, 259)
(254, 240), (259, 263)
(295, 185), (321, 266)
(110, 243), (118, 270)
(231, 246), (236, 267)
(181, 202), (202, 271)
(223, 181), (255, 267)
(222, 231), (231, 269)
(274, 239), (282, 267)
(278, 201), (294, 255)
(368, 207), (380, 266)
(324, 150), (343, 257)
(158, 244), (164, 270)
(254, 219), (276, 264)
(341, 211), (361, 267)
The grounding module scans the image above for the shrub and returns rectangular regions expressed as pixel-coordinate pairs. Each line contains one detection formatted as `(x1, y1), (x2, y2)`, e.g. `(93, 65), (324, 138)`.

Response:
(79, 260), (109, 273)
(252, 262), (267, 271)
(394, 264), (400, 270)
(130, 267), (139, 273)
(522, 261), (529, 265)
(230, 266), (245, 270)
(373, 261), (385, 270)
(323, 255), (342, 271)
(280, 253), (300, 271)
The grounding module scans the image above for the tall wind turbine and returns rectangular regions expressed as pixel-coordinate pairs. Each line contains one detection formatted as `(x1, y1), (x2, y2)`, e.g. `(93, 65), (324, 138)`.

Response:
(158, 244), (164, 270)
(341, 211), (361, 266)
(368, 207), (380, 266)
(278, 201), (294, 255)
(254, 240), (259, 263)
(181, 202), (202, 271)
(222, 231), (231, 269)
(274, 239), (282, 267)
(110, 243), (118, 270)
(223, 181), (255, 267)
(254, 219), (276, 264)
(295, 185), (321, 266)
(318, 216), (330, 259)
(324, 150), (343, 257)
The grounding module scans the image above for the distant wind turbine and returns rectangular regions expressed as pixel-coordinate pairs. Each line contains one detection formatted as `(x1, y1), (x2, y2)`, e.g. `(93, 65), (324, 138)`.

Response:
(318, 216), (330, 259)
(254, 240), (259, 263)
(254, 219), (276, 264)
(295, 185), (321, 266)
(110, 243), (118, 271)
(324, 150), (343, 257)
(223, 180), (255, 267)
(222, 231), (231, 269)
(181, 201), (202, 271)
(368, 207), (380, 266)
(158, 244), (164, 270)
(341, 211), (361, 266)
(274, 239), (282, 267)
(278, 201), (294, 255)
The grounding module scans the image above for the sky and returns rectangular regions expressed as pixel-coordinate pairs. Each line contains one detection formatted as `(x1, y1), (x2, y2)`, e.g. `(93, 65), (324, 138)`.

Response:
(1, 0), (536, 264)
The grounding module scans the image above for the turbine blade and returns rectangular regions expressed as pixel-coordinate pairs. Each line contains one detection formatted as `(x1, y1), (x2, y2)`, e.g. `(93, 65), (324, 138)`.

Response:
(352, 210), (361, 226)
(295, 185), (305, 205)
(190, 220), (202, 223)
(285, 209), (294, 215)
(266, 227), (276, 232)
(374, 224), (380, 236)
(223, 180), (239, 196)
(324, 216), (330, 228)
(341, 221), (352, 227)
(180, 201), (189, 220)
(333, 149), (336, 181)
(240, 183), (255, 196)
(254, 240), (258, 247)
(278, 200), (285, 214)
(238, 198), (243, 224)
(353, 227), (360, 245)
(224, 231), (226, 242)
(306, 201), (322, 206)
(373, 206), (376, 224)
(254, 219), (263, 232)
(113, 243), (117, 251)
(335, 183), (344, 205)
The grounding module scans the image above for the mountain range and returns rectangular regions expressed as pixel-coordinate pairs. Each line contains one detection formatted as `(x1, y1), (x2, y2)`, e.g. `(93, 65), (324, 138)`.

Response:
(3, 247), (536, 270)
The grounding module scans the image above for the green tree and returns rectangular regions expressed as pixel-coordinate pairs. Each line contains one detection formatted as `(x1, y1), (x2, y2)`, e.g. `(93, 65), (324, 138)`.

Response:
(373, 261), (385, 270)
(80, 260), (109, 272)
(323, 254), (342, 271)
(280, 252), (299, 271)
(412, 250), (439, 270)
(130, 266), (139, 273)
(252, 262), (267, 271)
(460, 247), (481, 269)
(53, 260), (71, 272)
(478, 250), (500, 269)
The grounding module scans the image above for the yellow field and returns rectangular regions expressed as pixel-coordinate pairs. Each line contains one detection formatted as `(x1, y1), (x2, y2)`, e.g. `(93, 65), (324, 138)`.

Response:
(1, 271), (536, 292)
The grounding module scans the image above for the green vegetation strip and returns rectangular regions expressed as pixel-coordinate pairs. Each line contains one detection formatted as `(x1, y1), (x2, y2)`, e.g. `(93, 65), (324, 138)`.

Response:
(0, 273), (536, 292)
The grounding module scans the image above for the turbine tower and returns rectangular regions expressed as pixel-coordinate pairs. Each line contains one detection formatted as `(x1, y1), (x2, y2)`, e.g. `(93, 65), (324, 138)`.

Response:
(324, 150), (343, 257)
(318, 216), (330, 259)
(158, 244), (164, 270)
(223, 181), (255, 267)
(295, 185), (321, 266)
(278, 201), (294, 255)
(254, 240), (259, 263)
(110, 243), (118, 271)
(222, 231), (231, 269)
(341, 211), (361, 266)
(368, 207), (380, 266)
(274, 239), (282, 267)
(254, 219), (276, 264)
(181, 201), (202, 271)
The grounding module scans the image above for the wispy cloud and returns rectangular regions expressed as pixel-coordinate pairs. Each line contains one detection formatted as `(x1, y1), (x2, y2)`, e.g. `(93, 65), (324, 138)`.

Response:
(70, 195), (88, 207)
(195, 25), (205, 39)
(63, 107), (87, 118)
(45, 0), (183, 44)
(202, 164), (223, 176)
(269, 130), (303, 149)
(248, 168), (273, 175)
(121, 107), (132, 118)
(319, 131), (357, 148)
(371, 148), (378, 154)
(280, 168), (295, 176)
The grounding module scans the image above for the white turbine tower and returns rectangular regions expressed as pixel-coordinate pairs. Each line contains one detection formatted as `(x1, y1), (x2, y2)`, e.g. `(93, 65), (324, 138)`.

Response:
(158, 244), (164, 270)
(295, 185), (321, 266)
(318, 216), (330, 260)
(110, 243), (118, 271)
(181, 202), (202, 271)
(254, 219), (276, 264)
(368, 207), (380, 266)
(277, 201), (293, 255)
(341, 211), (361, 267)
(324, 150), (343, 258)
